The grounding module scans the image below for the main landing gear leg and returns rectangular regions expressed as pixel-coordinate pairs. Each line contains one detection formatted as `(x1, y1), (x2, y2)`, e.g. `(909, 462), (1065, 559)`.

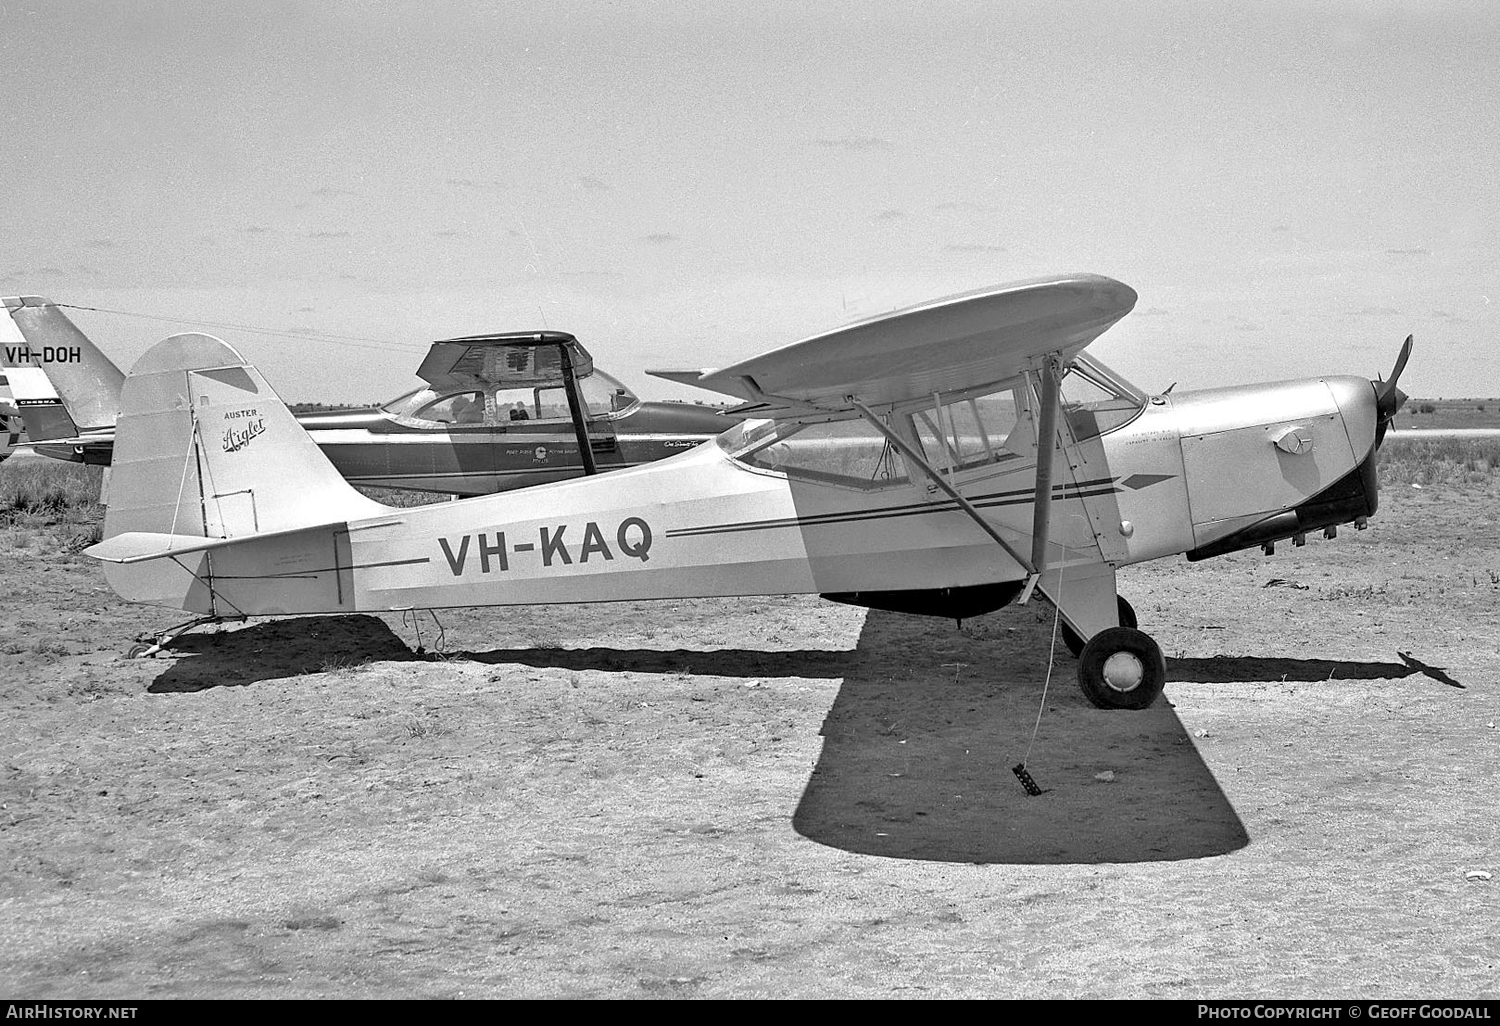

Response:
(1040, 563), (1165, 710)
(1060, 595), (1138, 657)
(126, 615), (244, 658)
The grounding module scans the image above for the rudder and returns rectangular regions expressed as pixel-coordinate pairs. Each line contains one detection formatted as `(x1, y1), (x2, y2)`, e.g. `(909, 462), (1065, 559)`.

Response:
(104, 332), (387, 542)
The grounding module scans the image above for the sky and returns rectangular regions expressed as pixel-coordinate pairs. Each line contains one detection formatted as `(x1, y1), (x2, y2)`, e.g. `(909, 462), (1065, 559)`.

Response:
(2, 0), (1496, 402)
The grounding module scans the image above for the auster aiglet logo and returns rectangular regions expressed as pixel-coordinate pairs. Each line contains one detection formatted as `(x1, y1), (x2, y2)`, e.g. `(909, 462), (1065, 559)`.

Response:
(222, 409), (267, 453)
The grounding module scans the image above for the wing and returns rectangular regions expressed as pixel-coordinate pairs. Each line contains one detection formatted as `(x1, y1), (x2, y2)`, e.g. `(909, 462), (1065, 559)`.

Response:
(416, 331), (595, 392)
(648, 273), (1136, 415)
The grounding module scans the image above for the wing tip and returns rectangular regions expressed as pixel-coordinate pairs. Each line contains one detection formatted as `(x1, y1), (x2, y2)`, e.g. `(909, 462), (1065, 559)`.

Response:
(645, 367), (717, 383)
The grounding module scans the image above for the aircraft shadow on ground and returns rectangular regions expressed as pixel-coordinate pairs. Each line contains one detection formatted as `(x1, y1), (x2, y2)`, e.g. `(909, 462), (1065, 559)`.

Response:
(1167, 654), (1461, 688)
(147, 615), (417, 693)
(143, 607), (1449, 864)
(1168, 655), (1417, 684)
(450, 645), (849, 677)
(458, 608), (1259, 865)
(787, 608), (1254, 865)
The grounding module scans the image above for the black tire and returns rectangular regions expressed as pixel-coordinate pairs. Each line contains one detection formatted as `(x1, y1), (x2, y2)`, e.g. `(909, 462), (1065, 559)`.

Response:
(1059, 595), (1138, 658)
(1077, 626), (1166, 710)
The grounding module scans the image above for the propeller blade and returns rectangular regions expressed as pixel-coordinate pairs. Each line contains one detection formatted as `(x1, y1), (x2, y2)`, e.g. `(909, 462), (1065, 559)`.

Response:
(1373, 335), (1413, 447)
(1376, 335), (1413, 405)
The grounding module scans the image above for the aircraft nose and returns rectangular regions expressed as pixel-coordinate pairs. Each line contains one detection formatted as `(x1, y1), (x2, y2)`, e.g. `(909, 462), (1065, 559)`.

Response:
(1324, 375), (1381, 457)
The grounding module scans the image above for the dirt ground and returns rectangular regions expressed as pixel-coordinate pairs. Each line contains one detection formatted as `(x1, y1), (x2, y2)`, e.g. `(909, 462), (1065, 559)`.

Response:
(1, 478), (1496, 999)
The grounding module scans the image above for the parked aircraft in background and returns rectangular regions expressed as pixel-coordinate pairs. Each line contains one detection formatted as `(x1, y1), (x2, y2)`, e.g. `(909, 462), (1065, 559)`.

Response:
(0, 297), (731, 495)
(0, 374), (22, 463)
(84, 274), (1411, 710)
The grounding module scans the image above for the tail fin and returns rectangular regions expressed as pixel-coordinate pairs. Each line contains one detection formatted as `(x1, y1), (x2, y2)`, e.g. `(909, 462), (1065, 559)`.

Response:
(1, 296), (125, 434)
(104, 332), (387, 543)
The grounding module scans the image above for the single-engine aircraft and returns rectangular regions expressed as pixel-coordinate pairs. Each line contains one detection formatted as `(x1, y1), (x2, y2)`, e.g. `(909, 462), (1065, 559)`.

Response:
(83, 273), (1411, 710)
(0, 296), (729, 494)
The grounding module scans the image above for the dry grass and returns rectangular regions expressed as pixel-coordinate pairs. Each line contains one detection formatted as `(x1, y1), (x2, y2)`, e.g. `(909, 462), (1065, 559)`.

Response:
(0, 460), (104, 523)
(0, 460), (105, 556)
(1377, 437), (1499, 488)
(355, 486), (450, 507)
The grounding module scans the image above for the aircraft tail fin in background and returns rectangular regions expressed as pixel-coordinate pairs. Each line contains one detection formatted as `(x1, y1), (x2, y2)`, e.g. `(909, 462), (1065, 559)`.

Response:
(1, 297), (126, 433)
(0, 300), (78, 442)
(102, 332), (389, 545)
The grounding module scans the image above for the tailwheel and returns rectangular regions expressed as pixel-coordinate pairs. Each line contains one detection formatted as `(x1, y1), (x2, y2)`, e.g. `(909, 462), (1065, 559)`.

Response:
(122, 614), (242, 659)
(1060, 595), (1137, 658)
(1077, 626), (1166, 710)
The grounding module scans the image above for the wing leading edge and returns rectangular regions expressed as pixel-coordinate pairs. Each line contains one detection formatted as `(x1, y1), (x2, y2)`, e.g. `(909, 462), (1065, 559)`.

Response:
(648, 273), (1136, 414)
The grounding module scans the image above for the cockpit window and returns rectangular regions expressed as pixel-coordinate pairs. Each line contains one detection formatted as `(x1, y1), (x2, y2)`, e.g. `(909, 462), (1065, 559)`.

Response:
(590, 370), (639, 416)
(718, 417), (911, 491)
(379, 388), (426, 419)
(418, 391), (486, 425)
(534, 370), (639, 421)
(1060, 358), (1146, 440)
(381, 371), (640, 428)
(908, 384), (1027, 474)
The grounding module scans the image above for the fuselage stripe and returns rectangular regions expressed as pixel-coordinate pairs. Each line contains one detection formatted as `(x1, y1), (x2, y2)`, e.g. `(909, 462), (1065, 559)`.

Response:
(665, 480), (1122, 539)
(340, 461), (656, 484)
(208, 556), (432, 581)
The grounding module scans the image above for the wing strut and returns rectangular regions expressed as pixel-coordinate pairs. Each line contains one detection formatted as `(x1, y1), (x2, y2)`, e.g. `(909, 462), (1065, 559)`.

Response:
(1024, 355), (1063, 602)
(850, 399), (1038, 598)
(557, 343), (598, 475)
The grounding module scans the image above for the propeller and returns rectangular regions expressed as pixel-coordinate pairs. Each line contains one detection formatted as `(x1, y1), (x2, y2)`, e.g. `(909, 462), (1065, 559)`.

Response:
(1373, 334), (1412, 448)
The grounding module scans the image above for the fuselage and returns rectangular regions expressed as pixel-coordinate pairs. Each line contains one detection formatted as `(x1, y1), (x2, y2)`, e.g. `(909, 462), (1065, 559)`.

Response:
(102, 364), (1385, 619)
(335, 373), (1381, 610)
(33, 399), (731, 494)
(294, 399), (729, 495)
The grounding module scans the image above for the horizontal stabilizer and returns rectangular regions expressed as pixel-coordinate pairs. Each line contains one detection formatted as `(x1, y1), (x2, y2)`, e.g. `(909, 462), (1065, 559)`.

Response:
(87, 522), (348, 564)
(88, 531), (223, 564)
(14, 431), (111, 451)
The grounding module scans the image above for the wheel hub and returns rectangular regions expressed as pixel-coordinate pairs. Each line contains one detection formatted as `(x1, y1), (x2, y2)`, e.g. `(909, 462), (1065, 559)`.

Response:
(1101, 651), (1145, 692)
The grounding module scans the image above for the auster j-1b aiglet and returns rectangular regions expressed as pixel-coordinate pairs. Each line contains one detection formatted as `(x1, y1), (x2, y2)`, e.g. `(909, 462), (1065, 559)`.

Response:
(85, 274), (1411, 710)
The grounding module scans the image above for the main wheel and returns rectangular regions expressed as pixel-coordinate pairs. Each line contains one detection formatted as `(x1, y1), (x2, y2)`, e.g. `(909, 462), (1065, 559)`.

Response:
(1077, 626), (1166, 710)
(1059, 595), (1137, 658)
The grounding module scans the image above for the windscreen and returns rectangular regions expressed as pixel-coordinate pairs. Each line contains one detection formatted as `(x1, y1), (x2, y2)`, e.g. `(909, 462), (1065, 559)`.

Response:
(1060, 358), (1145, 439)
